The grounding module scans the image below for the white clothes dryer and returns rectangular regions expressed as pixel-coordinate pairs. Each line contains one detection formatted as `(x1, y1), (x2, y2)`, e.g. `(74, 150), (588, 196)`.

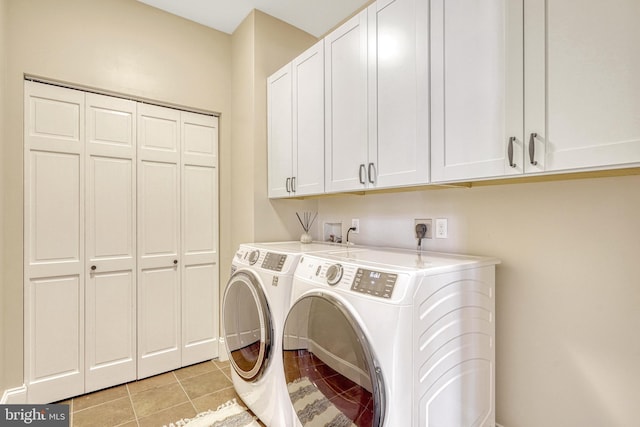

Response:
(282, 248), (499, 427)
(221, 242), (343, 426)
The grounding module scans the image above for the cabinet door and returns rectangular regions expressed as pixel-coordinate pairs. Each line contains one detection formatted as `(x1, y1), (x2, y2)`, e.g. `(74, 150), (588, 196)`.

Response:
(431, 0), (524, 182)
(137, 104), (181, 379)
(525, 0), (640, 172)
(368, 0), (429, 188)
(85, 94), (137, 392)
(325, 9), (369, 192)
(268, 63), (294, 198)
(24, 81), (85, 403)
(181, 112), (219, 365)
(293, 40), (325, 196)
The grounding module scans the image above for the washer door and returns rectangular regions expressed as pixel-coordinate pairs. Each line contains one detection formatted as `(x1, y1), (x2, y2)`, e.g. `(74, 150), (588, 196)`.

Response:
(283, 293), (385, 427)
(222, 270), (272, 381)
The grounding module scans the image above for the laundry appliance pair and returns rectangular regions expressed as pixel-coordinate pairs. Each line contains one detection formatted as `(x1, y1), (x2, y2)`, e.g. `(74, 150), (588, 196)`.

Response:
(222, 242), (499, 427)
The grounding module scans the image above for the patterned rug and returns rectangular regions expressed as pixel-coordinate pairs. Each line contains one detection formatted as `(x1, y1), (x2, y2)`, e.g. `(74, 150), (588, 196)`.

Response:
(164, 398), (261, 427)
(287, 377), (356, 427)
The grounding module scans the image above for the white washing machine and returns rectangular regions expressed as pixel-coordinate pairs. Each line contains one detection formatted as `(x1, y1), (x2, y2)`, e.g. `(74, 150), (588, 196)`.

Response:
(221, 242), (344, 426)
(282, 247), (500, 427)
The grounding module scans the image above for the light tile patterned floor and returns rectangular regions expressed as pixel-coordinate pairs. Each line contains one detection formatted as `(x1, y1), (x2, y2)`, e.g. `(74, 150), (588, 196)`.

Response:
(57, 359), (265, 427)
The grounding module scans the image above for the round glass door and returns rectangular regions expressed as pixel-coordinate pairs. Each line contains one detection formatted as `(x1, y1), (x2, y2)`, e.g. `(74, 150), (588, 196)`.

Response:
(282, 294), (385, 427)
(222, 271), (272, 381)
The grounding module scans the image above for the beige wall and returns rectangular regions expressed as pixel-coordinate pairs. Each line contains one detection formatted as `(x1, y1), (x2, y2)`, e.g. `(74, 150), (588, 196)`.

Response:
(2, 0), (231, 392)
(228, 10), (318, 282)
(314, 174), (640, 427)
(0, 0), (7, 394)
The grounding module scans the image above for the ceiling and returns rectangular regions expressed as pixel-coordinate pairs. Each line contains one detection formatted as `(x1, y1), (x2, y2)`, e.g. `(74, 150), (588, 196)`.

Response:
(137, 0), (370, 38)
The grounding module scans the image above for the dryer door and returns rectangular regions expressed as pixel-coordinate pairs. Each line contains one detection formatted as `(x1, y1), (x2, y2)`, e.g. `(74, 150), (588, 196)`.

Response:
(222, 270), (273, 381)
(282, 293), (385, 427)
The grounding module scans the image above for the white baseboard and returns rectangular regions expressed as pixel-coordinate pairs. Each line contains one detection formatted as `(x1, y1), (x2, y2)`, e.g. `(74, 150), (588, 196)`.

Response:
(217, 337), (229, 362)
(1, 385), (28, 404)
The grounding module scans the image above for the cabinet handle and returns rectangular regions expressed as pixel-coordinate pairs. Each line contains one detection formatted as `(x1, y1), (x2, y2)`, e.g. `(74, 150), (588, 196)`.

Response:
(508, 137), (517, 168)
(358, 164), (366, 184)
(173, 259), (178, 265)
(528, 133), (538, 166)
(368, 163), (376, 184)
(285, 177), (291, 193)
(90, 265), (97, 271)
(291, 176), (296, 193)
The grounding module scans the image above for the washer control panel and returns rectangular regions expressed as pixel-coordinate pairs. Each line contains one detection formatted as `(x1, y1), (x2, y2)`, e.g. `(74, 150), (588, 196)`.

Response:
(262, 252), (287, 272)
(351, 268), (397, 299)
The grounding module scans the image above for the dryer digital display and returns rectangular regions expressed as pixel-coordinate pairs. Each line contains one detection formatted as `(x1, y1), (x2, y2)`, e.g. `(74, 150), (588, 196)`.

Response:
(262, 252), (287, 271)
(352, 268), (397, 298)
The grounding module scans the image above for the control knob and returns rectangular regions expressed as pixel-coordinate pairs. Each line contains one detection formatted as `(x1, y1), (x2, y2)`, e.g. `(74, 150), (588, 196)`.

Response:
(247, 250), (260, 265)
(325, 264), (343, 286)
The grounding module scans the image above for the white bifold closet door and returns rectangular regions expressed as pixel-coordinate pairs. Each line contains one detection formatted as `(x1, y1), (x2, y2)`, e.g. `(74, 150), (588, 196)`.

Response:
(85, 93), (137, 392)
(137, 105), (219, 378)
(137, 104), (182, 379)
(180, 112), (219, 366)
(24, 82), (86, 404)
(24, 81), (219, 402)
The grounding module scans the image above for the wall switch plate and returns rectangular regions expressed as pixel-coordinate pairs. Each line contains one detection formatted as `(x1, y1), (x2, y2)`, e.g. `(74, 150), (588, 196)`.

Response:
(351, 218), (360, 234)
(414, 219), (432, 239)
(435, 218), (448, 238)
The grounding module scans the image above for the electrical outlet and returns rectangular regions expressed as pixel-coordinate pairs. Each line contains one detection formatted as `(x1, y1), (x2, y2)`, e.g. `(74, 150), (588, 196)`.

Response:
(351, 218), (360, 234)
(435, 218), (448, 238)
(414, 219), (432, 239)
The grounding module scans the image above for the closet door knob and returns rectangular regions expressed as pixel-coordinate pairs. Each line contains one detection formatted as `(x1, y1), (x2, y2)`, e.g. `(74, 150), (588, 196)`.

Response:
(90, 265), (97, 271)
(173, 260), (178, 265)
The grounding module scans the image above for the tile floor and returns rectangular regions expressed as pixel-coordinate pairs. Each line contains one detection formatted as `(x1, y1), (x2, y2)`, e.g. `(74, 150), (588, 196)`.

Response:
(283, 349), (374, 427)
(57, 359), (265, 427)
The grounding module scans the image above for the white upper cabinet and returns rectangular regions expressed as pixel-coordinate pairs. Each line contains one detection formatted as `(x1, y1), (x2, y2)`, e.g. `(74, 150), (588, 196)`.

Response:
(368, 0), (429, 189)
(268, 63), (294, 198)
(269, 0), (640, 194)
(430, 0), (523, 182)
(268, 41), (325, 198)
(325, 9), (369, 192)
(324, 0), (428, 192)
(293, 41), (325, 196)
(524, 0), (640, 173)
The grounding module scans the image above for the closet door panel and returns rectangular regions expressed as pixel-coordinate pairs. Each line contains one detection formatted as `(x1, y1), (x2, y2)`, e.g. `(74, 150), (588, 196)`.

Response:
(183, 165), (216, 257)
(24, 81), (85, 403)
(85, 94), (137, 391)
(137, 104), (181, 378)
(138, 266), (180, 377)
(183, 264), (217, 363)
(181, 112), (219, 365)
(139, 161), (179, 259)
(28, 151), (81, 269)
